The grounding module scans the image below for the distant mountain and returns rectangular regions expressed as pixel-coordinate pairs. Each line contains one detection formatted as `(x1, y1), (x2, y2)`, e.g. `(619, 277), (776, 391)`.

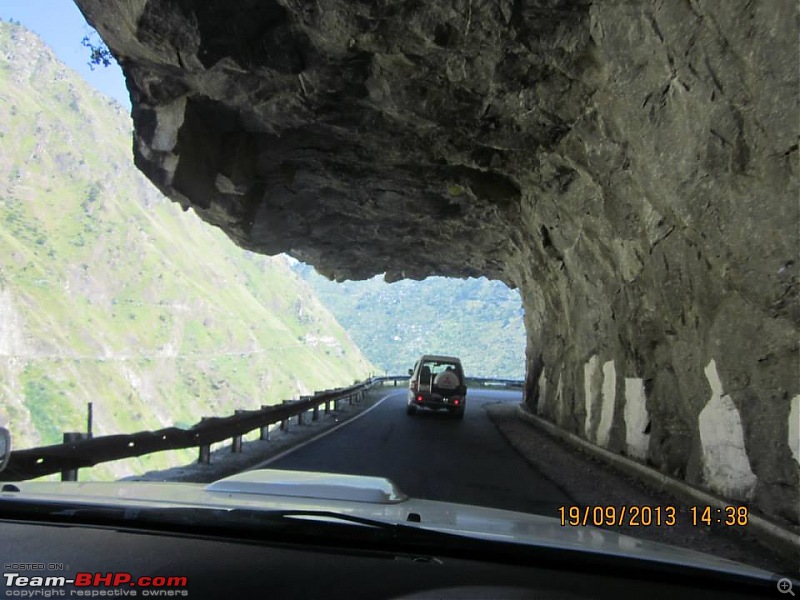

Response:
(293, 263), (526, 379)
(0, 22), (373, 478)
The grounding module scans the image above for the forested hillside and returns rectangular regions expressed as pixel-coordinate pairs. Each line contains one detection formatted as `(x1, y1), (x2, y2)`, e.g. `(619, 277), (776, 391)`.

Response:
(294, 263), (526, 379)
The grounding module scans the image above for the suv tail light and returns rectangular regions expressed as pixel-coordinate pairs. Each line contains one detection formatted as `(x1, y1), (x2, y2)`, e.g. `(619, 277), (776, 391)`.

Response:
(453, 398), (461, 406)
(416, 395), (423, 402)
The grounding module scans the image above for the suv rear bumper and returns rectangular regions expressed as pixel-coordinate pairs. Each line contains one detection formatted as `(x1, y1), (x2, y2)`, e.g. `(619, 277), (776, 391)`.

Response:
(409, 393), (464, 411)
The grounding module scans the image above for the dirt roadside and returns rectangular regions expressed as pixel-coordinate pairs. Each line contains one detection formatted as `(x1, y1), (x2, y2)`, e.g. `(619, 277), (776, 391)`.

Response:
(485, 402), (798, 575)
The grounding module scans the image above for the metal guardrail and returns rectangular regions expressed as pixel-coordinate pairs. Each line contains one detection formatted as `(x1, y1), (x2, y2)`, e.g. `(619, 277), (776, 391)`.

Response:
(465, 377), (524, 389)
(2, 379), (379, 482)
(374, 375), (408, 387)
(377, 375), (524, 390)
(1, 375), (523, 481)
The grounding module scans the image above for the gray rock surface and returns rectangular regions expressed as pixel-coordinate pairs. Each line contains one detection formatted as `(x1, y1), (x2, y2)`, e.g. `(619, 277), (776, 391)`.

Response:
(73, 0), (799, 525)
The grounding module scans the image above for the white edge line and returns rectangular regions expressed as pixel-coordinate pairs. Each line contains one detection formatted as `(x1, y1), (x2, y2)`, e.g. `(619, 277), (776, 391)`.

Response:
(248, 390), (401, 470)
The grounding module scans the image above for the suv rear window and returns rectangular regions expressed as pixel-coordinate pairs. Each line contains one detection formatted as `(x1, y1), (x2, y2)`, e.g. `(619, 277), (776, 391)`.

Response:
(418, 360), (462, 382)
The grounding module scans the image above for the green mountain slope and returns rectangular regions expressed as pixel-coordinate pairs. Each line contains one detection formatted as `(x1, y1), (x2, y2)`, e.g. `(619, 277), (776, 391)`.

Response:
(0, 22), (372, 478)
(293, 263), (526, 379)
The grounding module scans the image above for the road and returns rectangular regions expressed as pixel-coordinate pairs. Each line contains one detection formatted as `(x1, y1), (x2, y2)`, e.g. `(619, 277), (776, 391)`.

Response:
(261, 386), (796, 573)
(264, 388), (572, 516)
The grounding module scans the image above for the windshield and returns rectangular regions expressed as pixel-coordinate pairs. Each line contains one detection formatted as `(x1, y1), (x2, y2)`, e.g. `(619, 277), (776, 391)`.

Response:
(0, 0), (797, 588)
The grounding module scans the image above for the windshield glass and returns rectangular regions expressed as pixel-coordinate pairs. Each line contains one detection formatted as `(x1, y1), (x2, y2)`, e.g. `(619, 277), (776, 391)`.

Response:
(0, 0), (797, 586)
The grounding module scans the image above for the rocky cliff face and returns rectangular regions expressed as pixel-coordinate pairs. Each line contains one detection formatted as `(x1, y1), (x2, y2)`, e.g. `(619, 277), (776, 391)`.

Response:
(73, 0), (799, 524)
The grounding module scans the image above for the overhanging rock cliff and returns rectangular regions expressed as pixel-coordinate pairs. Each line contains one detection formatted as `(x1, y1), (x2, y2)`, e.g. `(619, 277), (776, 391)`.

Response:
(73, 0), (799, 525)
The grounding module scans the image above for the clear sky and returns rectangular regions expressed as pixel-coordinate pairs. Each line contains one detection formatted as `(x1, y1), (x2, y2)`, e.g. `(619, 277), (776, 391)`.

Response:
(0, 1), (130, 109)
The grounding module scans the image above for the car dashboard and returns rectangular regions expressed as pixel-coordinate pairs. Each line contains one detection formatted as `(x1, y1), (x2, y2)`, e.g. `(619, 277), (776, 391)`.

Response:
(0, 518), (781, 599)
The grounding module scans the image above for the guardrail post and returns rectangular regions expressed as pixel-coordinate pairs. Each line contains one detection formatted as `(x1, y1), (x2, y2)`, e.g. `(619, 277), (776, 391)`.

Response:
(86, 402), (93, 436)
(260, 405), (271, 440)
(198, 417), (211, 464)
(298, 397), (310, 425)
(232, 410), (245, 452)
(313, 404), (320, 421)
(281, 401), (290, 431)
(61, 432), (89, 481)
(325, 400), (331, 414)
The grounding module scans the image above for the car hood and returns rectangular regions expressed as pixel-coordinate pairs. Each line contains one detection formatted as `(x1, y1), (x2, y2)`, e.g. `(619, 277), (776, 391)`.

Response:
(0, 469), (774, 581)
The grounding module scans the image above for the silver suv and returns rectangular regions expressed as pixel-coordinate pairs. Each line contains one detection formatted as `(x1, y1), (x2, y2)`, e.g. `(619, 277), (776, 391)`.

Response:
(407, 355), (467, 419)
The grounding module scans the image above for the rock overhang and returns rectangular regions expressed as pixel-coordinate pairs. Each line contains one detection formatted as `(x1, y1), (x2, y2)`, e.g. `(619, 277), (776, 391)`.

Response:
(75, 0), (600, 285)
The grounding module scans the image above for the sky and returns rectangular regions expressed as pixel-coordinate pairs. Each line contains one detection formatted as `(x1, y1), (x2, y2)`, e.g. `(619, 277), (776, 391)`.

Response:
(0, 0), (130, 108)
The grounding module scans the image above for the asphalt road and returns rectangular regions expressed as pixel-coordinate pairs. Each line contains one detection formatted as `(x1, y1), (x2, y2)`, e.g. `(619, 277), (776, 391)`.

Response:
(264, 388), (572, 516)
(262, 387), (797, 573)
